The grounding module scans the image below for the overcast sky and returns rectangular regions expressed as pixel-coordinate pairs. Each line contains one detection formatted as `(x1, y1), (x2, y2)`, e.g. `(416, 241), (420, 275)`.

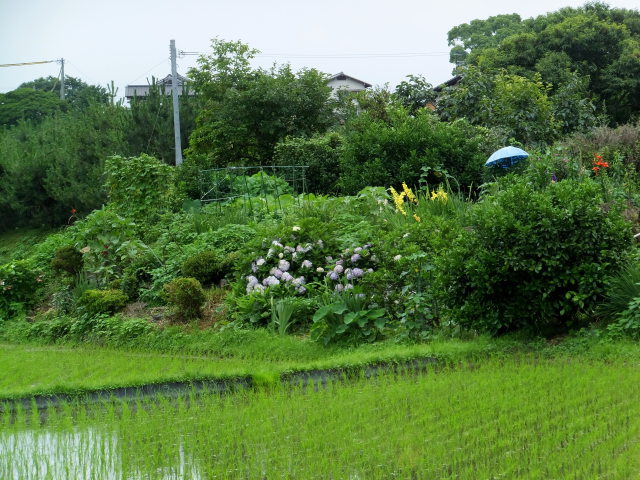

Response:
(2, 0), (639, 98)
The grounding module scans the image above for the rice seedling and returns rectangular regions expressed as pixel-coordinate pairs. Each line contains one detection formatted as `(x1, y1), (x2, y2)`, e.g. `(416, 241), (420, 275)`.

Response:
(0, 338), (511, 399)
(3, 356), (640, 479)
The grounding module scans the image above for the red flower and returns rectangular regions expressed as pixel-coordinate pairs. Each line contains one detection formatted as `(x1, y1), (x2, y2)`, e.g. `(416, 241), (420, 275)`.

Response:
(592, 154), (609, 174)
(71, 208), (77, 214)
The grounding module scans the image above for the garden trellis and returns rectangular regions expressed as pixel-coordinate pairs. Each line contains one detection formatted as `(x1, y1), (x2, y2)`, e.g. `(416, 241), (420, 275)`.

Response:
(199, 165), (309, 214)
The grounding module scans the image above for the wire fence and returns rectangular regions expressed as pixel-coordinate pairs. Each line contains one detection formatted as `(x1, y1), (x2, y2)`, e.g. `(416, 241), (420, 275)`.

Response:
(199, 165), (309, 214)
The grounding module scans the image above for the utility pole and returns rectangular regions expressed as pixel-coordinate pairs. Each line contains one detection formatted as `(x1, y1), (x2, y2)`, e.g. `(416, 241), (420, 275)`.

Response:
(170, 40), (183, 166)
(59, 58), (65, 100)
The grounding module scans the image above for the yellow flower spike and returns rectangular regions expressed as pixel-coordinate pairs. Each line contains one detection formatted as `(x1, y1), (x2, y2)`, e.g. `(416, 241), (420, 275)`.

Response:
(402, 182), (417, 204)
(413, 214), (421, 222)
(430, 185), (448, 203)
(389, 186), (407, 215)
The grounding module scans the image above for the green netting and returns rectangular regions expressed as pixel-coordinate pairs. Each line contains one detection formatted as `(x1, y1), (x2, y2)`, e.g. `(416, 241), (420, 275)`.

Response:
(199, 165), (309, 214)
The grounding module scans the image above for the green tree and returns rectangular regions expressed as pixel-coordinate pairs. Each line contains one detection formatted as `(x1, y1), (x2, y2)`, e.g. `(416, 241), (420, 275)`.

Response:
(0, 103), (130, 230)
(20, 75), (110, 110)
(602, 37), (640, 124)
(0, 88), (65, 126)
(127, 78), (199, 164)
(338, 107), (499, 194)
(436, 67), (495, 125)
(446, 3), (640, 124)
(488, 72), (559, 145)
(438, 68), (559, 146)
(447, 13), (524, 69)
(394, 75), (436, 114)
(186, 39), (334, 167)
(551, 73), (598, 134)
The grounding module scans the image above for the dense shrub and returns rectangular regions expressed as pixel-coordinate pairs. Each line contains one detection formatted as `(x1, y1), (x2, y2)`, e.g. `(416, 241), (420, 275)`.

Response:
(338, 109), (499, 195)
(76, 289), (128, 316)
(273, 133), (342, 194)
(440, 177), (632, 335)
(163, 277), (206, 320)
(0, 104), (130, 230)
(560, 123), (640, 171)
(0, 260), (42, 319)
(120, 252), (159, 300)
(181, 250), (225, 286)
(104, 154), (176, 221)
(205, 224), (257, 254)
(51, 245), (83, 276)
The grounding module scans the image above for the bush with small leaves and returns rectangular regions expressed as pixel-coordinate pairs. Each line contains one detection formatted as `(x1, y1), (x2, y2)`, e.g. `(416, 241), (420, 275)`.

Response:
(76, 289), (128, 316)
(0, 260), (43, 320)
(163, 277), (206, 320)
(439, 176), (632, 335)
(181, 250), (225, 286)
(121, 253), (158, 300)
(51, 246), (84, 276)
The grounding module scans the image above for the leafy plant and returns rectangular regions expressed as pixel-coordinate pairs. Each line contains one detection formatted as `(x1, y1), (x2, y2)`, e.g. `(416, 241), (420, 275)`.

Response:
(440, 177), (632, 335)
(607, 296), (640, 339)
(76, 289), (128, 316)
(51, 245), (83, 276)
(181, 250), (225, 286)
(104, 154), (176, 221)
(311, 292), (386, 345)
(163, 277), (206, 321)
(599, 263), (640, 320)
(270, 297), (298, 336)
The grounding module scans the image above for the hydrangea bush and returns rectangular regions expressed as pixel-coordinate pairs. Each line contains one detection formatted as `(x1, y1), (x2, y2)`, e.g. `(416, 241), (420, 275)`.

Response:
(244, 232), (378, 298)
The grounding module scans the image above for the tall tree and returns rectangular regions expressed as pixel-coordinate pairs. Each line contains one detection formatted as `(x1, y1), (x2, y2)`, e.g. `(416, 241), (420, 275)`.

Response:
(394, 75), (436, 114)
(437, 67), (560, 146)
(20, 75), (110, 110)
(186, 39), (333, 167)
(446, 3), (640, 124)
(127, 79), (198, 164)
(0, 88), (65, 126)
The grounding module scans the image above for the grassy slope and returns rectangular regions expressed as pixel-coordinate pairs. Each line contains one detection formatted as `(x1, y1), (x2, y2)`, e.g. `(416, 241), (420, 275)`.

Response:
(0, 228), (53, 264)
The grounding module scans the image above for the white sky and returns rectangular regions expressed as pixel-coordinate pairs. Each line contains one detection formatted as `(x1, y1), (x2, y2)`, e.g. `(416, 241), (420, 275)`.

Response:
(2, 0), (639, 97)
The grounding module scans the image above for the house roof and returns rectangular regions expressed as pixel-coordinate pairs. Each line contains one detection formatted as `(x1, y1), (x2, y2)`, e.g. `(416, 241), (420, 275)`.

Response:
(434, 74), (463, 93)
(125, 73), (192, 99)
(126, 73), (188, 90)
(328, 72), (372, 88)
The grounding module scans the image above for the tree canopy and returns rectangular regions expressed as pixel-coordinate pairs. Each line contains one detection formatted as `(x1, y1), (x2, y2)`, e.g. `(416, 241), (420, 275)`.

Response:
(447, 2), (640, 124)
(20, 76), (110, 110)
(186, 39), (334, 167)
(0, 88), (66, 127)
(0, 76), (111, 127)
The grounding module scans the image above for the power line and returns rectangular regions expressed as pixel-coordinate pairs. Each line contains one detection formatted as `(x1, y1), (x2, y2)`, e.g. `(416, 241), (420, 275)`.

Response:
(0, 59), (57, 67)
(260, 52), (450, 59)
(126, 58), (171, 85)
(178, 50), (450, 59)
